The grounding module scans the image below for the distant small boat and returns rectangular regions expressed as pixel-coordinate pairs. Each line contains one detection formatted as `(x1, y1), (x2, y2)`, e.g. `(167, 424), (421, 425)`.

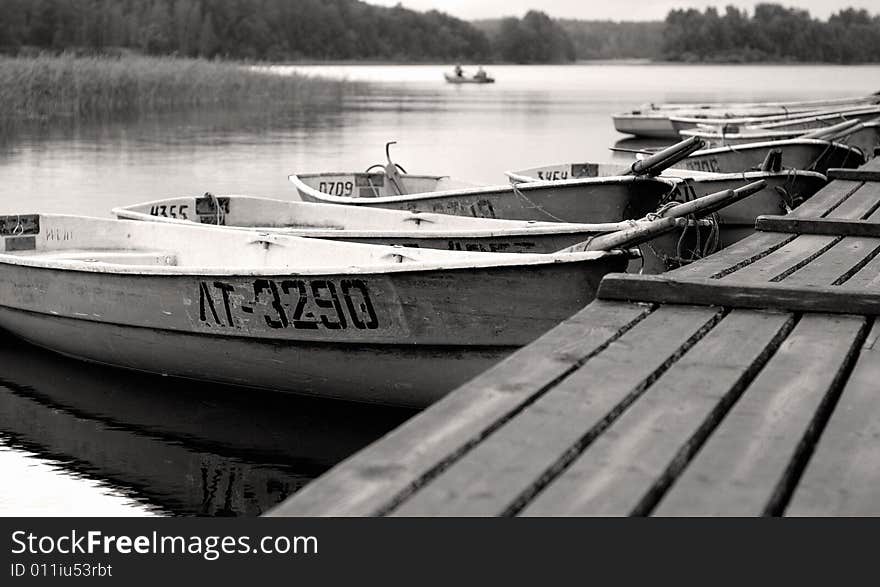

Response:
(0, 213), (653, 406)
(445, 72), (494, 84)
(113, 194), (643, 254)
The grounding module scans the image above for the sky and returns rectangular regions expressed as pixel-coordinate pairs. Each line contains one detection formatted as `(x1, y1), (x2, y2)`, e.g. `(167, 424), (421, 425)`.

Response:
(366, 0), (877, 21)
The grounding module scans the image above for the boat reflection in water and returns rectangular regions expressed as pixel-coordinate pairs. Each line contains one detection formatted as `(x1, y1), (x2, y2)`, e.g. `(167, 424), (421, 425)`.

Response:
(0, 338), (413, 516)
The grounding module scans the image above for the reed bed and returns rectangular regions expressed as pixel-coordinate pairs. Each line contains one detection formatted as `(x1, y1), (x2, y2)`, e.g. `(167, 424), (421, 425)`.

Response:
(0, 54), (348, 120)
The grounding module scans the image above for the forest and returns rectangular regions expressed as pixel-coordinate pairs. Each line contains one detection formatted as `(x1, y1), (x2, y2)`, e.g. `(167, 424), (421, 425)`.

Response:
(662, 4), (880, 63)
(0, 0), (877, 64)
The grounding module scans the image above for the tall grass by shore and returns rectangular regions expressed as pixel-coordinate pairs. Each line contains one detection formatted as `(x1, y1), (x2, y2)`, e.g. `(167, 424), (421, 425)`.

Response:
(0, 54), (348, 121)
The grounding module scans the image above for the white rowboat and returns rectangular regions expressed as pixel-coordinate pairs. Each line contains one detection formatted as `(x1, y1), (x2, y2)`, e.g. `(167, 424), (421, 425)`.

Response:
(0, 213), (642, 407)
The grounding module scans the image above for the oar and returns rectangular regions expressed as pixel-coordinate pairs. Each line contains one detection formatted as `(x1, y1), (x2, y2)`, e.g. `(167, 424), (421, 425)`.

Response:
(558, 217), (687, 253)
(657, 180), (768, 219)
(801, 119), (862, 139)
(626, 136), (705, 177)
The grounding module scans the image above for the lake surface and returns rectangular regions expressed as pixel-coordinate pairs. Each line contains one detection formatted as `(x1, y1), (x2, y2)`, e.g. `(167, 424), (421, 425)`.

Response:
(1, 63), (878, 515)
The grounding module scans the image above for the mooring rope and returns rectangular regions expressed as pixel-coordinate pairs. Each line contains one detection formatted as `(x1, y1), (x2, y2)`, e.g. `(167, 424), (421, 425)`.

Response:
(510, 182), (567, 222)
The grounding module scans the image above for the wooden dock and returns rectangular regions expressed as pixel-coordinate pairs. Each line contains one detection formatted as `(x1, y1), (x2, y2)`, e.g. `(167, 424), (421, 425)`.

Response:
(270, 159), (880, 516)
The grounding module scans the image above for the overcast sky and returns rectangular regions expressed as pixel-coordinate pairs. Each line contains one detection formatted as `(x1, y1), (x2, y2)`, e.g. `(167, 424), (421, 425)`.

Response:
(367, 1), (877, 21)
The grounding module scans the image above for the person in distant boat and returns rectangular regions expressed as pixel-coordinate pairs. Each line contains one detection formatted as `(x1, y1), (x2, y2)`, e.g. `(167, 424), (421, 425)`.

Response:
(454, 64), (463, 78)
(475, 66), (487, 80)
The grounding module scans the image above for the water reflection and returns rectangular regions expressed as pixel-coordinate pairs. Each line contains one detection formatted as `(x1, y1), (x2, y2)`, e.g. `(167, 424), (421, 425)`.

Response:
(0, 338), (413, 516)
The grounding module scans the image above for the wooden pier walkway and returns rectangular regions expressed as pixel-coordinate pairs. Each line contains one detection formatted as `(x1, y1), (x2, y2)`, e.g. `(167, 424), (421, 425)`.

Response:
(270, 158), (880, 516)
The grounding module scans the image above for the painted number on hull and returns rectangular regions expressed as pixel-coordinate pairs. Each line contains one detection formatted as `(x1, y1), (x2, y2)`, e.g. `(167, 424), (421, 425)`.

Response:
(683, 158), (720, 172)
(318, 181), (354, 196)
(197, 278), (379, 330)
(150, 204), (189, 219)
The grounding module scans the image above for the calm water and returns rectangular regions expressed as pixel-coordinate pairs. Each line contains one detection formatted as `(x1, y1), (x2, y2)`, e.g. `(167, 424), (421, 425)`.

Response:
(1, 63), (878, 515)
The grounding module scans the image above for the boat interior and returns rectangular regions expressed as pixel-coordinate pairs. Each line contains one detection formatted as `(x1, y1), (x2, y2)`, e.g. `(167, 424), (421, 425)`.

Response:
(113, 195), (617, 234)
(293, 172), (479, 199)
(0, 214), (608, 274)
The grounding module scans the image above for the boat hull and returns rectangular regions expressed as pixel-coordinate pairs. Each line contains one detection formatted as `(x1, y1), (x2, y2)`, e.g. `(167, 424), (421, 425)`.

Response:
(613, 113), (679, 139)
(676, 140), (864, 174)
(0, 257), (625, 407)
(295, 178), (673, 224)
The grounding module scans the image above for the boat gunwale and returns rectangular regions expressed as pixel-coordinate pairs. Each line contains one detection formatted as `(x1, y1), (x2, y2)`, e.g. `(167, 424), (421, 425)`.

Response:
(289, 172), (675, 205)
(112, 195), (648, 238)
(0, 215), (626, 277)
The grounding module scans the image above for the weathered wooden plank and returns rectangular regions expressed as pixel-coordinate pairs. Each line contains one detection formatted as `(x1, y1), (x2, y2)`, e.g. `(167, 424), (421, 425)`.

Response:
(786, 320), (880, 516)
(755, 216), (880, 237)
(714, 235), (839, 284)
(597, 274), (880, 315)
(775, 237), (880, 287)
(391, 305), (722, 516)
(827, 168), (880, 182)
(654, 314), (867, 516)
(821, 181), (880, 220)
(520, 310), (794, 516)
(665, 231), (794, 280)
(788, 180), (862, 219)
(268, 300), (651, 516)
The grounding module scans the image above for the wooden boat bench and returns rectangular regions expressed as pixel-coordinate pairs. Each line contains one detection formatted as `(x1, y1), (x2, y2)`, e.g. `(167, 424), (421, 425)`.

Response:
(269, 159), (880, 516)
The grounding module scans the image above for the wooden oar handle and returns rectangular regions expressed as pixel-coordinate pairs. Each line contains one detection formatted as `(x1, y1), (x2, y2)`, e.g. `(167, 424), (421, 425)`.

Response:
(661, 179), (768, 219)
(629, 136), (705, 176)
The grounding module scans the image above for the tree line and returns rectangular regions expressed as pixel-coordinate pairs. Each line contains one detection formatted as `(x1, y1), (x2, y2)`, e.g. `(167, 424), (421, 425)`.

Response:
(0, 0), (877, 64)
(663, 4), (880, 63)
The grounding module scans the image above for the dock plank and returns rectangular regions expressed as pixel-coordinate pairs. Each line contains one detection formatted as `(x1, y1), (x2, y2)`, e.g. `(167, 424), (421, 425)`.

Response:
(786, 320), (880, 516)
(267, 300), (651, 516)
(654, 314), (867, 516)
(391, 305), (722, 516)
(519, 310), (793, 516)
(775, 237), (880, 287)
(597, 274), (880, 315)
(789, 180), (862, 218)
(755, 217), (880, 238)
(821, 181), (880, 220)
(713, 235), (839, 284)
(665, 232), (793, 280)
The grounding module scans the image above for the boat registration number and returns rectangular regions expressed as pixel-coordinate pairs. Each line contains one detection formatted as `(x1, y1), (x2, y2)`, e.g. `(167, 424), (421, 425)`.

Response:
(196, 278), (379, 331)
(318, 181), (355, 197)
(149, 204), (189, 220)
(682, 157), (721, 172)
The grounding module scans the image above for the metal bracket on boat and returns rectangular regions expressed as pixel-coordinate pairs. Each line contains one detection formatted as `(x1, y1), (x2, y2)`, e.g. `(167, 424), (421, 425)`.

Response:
(366, 142), (409, 196)
(249, 233), (285, 250)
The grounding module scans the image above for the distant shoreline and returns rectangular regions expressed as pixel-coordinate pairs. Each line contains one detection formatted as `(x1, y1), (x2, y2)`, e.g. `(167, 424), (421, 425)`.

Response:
(276, 58), (880, 67)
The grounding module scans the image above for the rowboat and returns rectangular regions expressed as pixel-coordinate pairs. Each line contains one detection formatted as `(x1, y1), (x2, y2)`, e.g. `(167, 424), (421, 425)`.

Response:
(112, 195), (654, 254)
(0, 213), (653, 407)
(444, 73), (494, 84)
(675, 138), (864, 175)
(681, 119), (880, 153)
(507, 161), (826, 247)
(615, 93), (880, 139)
(668, 105), (880, 137)
(290, 171), (675, 224)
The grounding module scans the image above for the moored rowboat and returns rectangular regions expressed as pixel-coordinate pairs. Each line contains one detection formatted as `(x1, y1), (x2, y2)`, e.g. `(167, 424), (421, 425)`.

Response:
(674, 138), (864, 175)
(506, 160), (827, 248)
(289, 171), (675, 224)
(0, 213), (644, 407)
(112, 195), (655, 254)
